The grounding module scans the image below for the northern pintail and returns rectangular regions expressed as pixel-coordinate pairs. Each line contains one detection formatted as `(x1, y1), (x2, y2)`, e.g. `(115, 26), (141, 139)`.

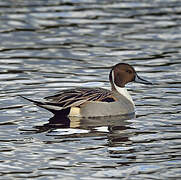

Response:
(21, 63), (152, 117)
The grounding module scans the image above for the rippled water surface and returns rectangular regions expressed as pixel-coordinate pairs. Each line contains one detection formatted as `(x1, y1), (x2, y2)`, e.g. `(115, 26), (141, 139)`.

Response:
(0, 0), (181, 179)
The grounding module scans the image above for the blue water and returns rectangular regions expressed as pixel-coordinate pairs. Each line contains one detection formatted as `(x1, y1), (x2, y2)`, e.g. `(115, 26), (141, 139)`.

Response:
(0, 0), (181, 179)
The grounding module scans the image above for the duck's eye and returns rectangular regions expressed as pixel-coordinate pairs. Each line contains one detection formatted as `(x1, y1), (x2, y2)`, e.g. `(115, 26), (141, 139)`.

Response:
(126, 70), (132, 74)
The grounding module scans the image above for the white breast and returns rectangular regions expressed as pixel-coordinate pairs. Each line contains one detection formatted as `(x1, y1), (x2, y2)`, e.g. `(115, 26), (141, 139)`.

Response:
(115, 86), (134, 104)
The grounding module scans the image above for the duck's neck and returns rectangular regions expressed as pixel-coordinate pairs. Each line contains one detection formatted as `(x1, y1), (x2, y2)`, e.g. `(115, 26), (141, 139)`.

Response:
(110, 70), (134, 104)
(114, 86), (134, 104)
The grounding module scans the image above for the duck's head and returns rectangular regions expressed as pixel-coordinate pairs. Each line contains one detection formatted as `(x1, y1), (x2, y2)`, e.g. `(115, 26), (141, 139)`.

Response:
(109, 63), (152, 89)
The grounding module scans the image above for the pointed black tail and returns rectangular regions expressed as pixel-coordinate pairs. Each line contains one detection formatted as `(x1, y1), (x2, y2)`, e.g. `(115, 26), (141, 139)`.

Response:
(18, 95), (45, 105)
(19, 95), (69, 115)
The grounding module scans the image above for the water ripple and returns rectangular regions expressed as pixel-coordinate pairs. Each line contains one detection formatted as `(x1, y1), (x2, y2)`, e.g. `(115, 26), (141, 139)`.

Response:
(0, 0), (181, 179)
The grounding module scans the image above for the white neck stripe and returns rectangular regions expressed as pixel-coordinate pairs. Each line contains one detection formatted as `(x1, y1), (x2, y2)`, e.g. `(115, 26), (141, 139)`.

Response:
(111, 70), (134, 104)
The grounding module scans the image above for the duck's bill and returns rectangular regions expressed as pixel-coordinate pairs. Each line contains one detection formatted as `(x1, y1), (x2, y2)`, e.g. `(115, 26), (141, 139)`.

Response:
(134, 74), (153, 85)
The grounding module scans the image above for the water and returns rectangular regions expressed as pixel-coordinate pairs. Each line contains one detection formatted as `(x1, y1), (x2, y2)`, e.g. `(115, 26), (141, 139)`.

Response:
(0, 0), (181, 179)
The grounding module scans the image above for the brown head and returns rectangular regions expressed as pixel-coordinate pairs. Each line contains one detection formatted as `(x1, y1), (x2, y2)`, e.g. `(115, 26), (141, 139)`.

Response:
(109, 63), (152, 89)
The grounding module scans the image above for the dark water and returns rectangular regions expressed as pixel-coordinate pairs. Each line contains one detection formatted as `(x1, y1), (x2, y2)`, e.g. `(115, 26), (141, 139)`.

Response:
(0, 0), (181, 179)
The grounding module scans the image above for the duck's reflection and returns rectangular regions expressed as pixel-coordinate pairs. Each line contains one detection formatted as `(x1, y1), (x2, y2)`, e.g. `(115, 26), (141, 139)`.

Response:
(31, 113), (135, 136)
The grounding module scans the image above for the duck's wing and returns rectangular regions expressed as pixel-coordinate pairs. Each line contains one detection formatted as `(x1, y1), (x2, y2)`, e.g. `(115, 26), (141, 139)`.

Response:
(20, 88), (116, 115)
(44, 87), (116, 109)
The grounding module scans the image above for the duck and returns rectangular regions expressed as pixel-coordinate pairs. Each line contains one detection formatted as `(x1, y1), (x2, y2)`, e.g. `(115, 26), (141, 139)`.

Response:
(20, 63), (152, 117)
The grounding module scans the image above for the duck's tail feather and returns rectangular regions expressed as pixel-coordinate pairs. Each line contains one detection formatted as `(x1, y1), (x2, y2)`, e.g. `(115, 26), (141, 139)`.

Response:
(19, 95), (65, 114)
(19, 95), (45, 105)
